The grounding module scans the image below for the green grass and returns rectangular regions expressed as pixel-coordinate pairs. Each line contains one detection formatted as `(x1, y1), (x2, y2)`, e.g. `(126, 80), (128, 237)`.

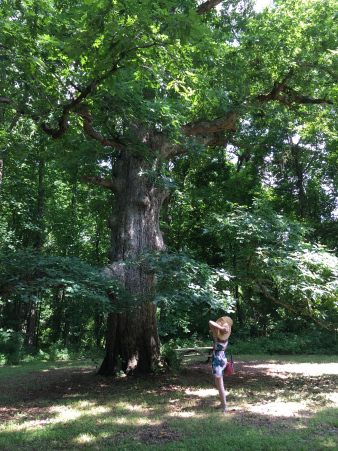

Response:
(0, 356), (337, 450)
(0, 359), (94, 378)
(235, 354), (338, 363)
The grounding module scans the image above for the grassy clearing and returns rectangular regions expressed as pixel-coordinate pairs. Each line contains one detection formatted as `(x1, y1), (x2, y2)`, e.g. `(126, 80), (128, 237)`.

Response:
(236, 354), (338, 363)
(0, 356), (337, 450)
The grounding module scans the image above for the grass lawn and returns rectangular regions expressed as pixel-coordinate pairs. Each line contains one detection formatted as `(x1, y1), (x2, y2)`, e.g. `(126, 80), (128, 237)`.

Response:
(0, 355), (337, 450)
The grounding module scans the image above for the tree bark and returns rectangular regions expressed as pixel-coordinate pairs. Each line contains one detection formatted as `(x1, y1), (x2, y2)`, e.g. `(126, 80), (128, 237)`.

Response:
(83, 113), (238, 375)
(64, 321), (70, 348)
(98, 151), (168, 375)
(27, 300), (37, 347)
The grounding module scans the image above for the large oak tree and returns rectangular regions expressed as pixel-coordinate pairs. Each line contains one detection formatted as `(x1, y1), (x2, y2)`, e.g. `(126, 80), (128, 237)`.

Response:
(1, 0), (337, 374)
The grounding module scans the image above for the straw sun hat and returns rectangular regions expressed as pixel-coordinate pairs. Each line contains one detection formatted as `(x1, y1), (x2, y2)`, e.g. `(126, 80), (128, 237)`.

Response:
(216, 316), (233, 341)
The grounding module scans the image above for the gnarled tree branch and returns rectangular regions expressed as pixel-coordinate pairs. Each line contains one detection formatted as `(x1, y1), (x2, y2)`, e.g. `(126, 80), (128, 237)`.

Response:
(82, 118), (138, 154)
(40, 64), (125, 139)
(181, 110), (239, 136)
(82, 118), (126, 151)
(0, 96), (25, 113)
(81, 175), (117, 192)
(197, 0), (224, 15)
(154, 110), (238, 160)
(257, 71), (333, 107)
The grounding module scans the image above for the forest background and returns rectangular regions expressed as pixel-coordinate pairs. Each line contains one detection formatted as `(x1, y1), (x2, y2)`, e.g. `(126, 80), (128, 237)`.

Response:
(0, 0), (338, 373)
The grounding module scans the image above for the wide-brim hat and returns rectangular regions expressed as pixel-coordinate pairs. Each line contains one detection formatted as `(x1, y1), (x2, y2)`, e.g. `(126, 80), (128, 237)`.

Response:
(216, 316), (233, 341)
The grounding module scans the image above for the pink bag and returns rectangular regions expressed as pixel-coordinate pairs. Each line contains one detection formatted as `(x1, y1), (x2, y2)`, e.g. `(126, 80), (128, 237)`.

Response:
(223, 345), (234, 375)
(223, 360), (234, 375)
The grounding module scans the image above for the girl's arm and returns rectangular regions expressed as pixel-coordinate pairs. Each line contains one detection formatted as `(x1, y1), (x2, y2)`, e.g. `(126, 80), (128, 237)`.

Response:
(209, 320), (230, 341)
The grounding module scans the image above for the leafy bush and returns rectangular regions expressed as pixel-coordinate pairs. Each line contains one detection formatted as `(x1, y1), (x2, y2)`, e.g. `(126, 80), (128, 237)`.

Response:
(161, 341), (183, 371)
(24, 349), (50, 362)
(0, 329), (24, 364)
(0, 335), (105, 365)
(48, 340), (70, 360)
(46, 341), (105, 361)
(233, 331), (338, 355)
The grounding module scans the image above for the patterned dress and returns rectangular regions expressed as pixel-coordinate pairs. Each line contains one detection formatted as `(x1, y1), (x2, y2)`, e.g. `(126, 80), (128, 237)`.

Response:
(212, 337), (228, 378)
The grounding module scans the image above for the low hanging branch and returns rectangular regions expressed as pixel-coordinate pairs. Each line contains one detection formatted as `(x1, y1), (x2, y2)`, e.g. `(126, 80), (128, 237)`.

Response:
(252, 276), (338, 332)
(0, 252), (130, 309)
(81, 175), (117, 192)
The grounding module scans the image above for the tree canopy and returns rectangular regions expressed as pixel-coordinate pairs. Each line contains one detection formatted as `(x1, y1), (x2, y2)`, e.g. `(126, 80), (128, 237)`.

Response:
(2, 0), (337, 152)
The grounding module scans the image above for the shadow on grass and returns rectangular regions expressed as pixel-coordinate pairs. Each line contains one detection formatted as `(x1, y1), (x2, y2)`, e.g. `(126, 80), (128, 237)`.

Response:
(0, 358), (337, 450)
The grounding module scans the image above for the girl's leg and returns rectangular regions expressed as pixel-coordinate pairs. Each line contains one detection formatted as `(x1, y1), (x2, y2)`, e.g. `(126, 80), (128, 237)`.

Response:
(215, 376), (226, 408)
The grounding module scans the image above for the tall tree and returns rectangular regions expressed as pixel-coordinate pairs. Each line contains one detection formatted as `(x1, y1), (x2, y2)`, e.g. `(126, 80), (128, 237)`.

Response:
(1, 0), (337, 374)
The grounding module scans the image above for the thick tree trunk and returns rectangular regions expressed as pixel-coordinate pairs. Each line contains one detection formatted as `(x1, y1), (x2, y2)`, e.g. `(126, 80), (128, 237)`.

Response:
(64, 321), (70, 348)
(98, 152), (168, 375)
(82, 110), (238, 376)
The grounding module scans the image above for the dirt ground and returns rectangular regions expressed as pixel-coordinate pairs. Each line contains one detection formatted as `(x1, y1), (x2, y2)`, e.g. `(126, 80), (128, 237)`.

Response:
(1, 358), (337, 426)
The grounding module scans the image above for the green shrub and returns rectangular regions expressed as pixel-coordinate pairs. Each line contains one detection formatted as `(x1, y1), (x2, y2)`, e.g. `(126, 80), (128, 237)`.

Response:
(161, 341), (182, 371)
(0, 329), (24, 364)
(24, 349), (50, 362)
(45, 342), (104, 361)
(233, 331), (338, 355)
(47, 340), (69, 360)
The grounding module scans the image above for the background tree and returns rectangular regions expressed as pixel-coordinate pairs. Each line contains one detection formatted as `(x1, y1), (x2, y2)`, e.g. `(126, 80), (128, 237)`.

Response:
(0, 0), (337, 373)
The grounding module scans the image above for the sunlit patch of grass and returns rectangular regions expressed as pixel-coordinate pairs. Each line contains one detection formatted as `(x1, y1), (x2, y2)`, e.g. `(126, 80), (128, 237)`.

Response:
(1, 357), (338, 450)
(321, 438), (337, 448)
(51, 403), (110, 420)
(171, 411), (196, 418)
(324, 392), (338, 405)
(1, 400), (115, 441)
(246, 400), (310, 417)
(185, 388), (218, 397)
(237, 354), (338, 364)
(74, 433), (96, 444)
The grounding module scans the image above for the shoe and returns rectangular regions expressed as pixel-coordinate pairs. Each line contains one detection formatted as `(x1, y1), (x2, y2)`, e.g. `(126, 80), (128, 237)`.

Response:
(216, 404), (228, 412)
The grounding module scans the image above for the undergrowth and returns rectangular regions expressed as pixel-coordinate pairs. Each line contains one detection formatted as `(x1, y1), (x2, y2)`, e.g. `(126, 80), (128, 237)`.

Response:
(1, 327), (337, 367)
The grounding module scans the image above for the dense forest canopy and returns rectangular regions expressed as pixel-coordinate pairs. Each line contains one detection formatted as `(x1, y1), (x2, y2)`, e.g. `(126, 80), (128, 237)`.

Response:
(0, 0), (337, 372)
